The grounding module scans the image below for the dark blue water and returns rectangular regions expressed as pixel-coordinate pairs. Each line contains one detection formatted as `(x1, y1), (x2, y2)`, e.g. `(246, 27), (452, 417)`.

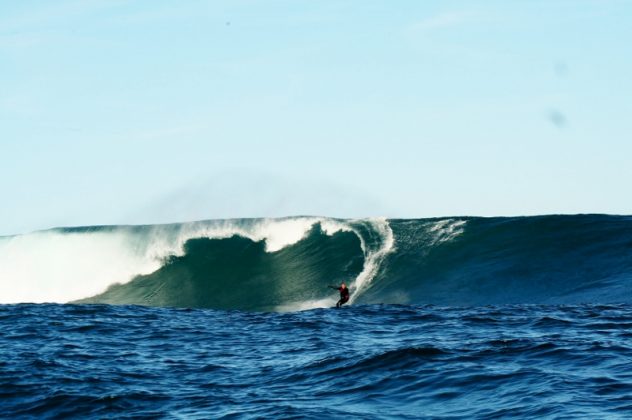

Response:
(3, 303), (632, 418)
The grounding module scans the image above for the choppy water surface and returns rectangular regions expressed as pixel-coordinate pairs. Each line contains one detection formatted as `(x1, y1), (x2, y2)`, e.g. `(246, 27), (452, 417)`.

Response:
(2, 303), (632, 418)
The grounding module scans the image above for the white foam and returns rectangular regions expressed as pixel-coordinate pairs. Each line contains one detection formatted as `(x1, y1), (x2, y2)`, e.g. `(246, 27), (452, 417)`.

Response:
(276, 296), (338, 312)
(428, 219), (466, 245)
(347, 218), (396, 304)
(0, 231), (164, 304)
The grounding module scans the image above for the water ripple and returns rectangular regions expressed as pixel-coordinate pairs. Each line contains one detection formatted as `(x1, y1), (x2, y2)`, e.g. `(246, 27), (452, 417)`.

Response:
(2, 303), (632, 418)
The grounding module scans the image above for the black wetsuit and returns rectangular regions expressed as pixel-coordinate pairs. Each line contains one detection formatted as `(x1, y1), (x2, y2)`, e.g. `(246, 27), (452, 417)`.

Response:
(330, 285), (350, 308)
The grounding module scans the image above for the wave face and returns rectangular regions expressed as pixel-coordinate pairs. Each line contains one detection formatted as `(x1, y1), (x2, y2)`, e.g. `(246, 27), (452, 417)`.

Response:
(363, 215), (632, 306)
(2, 215), (632, 310)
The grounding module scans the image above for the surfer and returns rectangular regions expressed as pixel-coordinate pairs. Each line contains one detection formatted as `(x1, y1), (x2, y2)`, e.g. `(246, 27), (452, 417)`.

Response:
(329, 282), (350, 308)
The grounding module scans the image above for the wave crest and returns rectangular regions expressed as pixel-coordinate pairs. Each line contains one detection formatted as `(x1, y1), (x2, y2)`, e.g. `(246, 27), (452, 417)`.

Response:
(3, 215), (632, 309)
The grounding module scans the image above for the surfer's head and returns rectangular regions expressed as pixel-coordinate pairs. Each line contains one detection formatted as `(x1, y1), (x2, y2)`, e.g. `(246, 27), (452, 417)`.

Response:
(341, 282), (346, 288)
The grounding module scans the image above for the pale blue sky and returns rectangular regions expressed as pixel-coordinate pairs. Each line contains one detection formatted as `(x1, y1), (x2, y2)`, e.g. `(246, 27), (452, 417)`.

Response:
(1, 0), (631, 235)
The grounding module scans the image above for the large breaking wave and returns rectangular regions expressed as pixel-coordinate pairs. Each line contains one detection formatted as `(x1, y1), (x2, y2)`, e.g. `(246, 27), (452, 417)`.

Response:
(1, 215), (632, 310)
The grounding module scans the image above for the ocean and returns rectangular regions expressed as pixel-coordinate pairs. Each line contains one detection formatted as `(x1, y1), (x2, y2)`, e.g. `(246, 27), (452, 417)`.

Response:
(2, 215), (632, 418)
